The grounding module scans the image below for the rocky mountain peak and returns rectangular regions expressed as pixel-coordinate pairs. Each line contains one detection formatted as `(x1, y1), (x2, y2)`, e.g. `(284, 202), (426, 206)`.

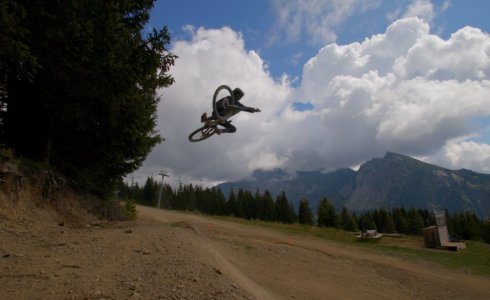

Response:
(217, 153), (490, 218)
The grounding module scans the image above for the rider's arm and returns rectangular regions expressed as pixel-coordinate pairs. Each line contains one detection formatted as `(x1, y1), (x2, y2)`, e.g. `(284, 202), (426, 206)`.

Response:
(235, 101), (260, 113)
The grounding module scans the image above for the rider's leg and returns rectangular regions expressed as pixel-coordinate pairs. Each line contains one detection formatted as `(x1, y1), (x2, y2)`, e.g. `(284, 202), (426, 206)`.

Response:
(217, 121), (236, 134)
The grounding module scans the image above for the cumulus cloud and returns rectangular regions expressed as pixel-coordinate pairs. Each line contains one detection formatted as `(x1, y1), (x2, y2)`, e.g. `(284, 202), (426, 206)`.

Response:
(134, 17), (490, 185)
(421, 140), (490, 173)
(441, 141), (490, 173)
(134, 26), (291, 184)
(296, 17), (490, 169)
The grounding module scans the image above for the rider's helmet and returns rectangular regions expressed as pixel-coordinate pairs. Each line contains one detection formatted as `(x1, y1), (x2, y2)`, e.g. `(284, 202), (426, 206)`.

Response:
(233, 88), (245, 101)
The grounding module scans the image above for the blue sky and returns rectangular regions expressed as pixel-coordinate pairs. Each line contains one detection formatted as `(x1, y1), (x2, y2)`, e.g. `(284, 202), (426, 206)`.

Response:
(150, 0), (490, 81)
(134, 0), (490, 186)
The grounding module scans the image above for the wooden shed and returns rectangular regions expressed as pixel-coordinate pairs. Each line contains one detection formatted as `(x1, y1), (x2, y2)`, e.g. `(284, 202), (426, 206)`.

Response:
(422, 211), (466, 251)
(422, 226), (441, 248)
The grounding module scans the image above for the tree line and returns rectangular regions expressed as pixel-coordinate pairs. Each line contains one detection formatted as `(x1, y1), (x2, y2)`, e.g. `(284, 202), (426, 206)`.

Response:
(119, 178), (490, 243)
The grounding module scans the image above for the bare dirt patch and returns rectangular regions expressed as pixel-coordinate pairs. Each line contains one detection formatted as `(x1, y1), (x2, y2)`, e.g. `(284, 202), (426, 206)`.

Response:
(0, 213), (251, 299)
(1, 196), (489, 299)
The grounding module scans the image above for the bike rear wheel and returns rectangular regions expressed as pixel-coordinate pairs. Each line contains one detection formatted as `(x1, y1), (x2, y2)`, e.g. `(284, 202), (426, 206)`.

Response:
(188, 125), (217, 142)
(213, 85), (235, 121)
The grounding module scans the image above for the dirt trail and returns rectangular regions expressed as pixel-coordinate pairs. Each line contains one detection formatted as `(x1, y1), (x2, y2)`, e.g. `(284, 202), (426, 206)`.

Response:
(137, 206), (490, 300)
(1, 205), (489, 299)
(192, 229), (275, 300)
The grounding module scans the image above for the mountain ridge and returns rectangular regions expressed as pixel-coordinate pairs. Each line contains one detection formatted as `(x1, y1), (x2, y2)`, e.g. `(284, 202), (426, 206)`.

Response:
(217, 152), (490, 218)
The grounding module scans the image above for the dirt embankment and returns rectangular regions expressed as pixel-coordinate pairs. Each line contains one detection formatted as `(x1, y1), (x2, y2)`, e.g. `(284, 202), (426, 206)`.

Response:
(1, 164), (250, 299)
(1, 167), (489, 300)
(0, 213), (252, 299)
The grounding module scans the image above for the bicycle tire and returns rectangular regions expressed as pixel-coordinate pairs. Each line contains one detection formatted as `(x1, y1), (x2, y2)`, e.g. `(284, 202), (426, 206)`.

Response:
(213, 85), (235, 121)
(188, 125), (217, 142)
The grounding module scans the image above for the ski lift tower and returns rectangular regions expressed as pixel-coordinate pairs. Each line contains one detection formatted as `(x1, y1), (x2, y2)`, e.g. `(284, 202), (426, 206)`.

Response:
(157, 171), (169, 209)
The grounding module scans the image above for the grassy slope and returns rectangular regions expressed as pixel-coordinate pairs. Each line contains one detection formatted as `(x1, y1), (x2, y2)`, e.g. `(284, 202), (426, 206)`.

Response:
(211, 215), (490, 276)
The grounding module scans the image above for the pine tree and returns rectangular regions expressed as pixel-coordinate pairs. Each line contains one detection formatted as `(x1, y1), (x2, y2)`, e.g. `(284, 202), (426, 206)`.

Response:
(377, 209), (395, 233)
(392, 208), (409, 234)
(317, 198), (337, 227)
(185, 184), (197, 211)
(129, 182), (142, 202)
(357, 212), (376, 231)
(419, 209), (433, 227)
(235, 189), (246, 218)
(141, 177), (158, 206)
(123, 199), (138, 220)
(173, 184), (184, 210)
(161, 184), (174, 209)
(406, 208), (424, 235)
(242, 190), (256, 220)
(226, 189), (238, 217)
(255, 189), (265, 220)
(262, 190), (275, 221)
(373, 209), (382, 231)
(213, 188), (227, 216)
(482, 220), (490, 244)
(275, 192), (294, 224)
(1, 0), (177, 197)
(298, 198), (313, 225)
(288, 201), (297, 224)
(0, 1), (38, 83)
(339, 207), (357, 231)
(384, 211), (396, 233)
(449, 212), (482, 240)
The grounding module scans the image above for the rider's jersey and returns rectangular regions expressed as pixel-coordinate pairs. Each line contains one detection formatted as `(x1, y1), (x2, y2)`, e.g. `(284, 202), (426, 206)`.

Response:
(215, 96), (254, 119)
(215, 96), (231, 117)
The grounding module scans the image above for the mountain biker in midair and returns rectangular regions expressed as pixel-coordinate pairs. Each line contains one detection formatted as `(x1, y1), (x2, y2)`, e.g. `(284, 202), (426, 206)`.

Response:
(201, 87), (261, 134)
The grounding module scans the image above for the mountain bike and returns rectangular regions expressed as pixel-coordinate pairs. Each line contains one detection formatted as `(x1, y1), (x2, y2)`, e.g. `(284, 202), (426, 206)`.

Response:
(188, 85), (238, 142)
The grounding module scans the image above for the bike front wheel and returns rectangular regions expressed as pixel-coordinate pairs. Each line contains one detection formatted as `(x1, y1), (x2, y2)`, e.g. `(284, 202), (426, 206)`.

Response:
(213, 85), (235, 121)
(188, 125), (217, 142)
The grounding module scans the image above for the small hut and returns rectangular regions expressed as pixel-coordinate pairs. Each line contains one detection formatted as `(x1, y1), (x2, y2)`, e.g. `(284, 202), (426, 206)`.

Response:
(422, 211), (466, 251)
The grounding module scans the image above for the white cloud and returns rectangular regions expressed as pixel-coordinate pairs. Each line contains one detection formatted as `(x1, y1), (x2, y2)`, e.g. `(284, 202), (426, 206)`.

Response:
(389, 0), (450, 24)
(426, 140), (490, 173)
(296, 18), (490, 170)
(403, 0), (435, 23)
(248, 152), (290, 171)
(133, 17), (490, 186)
(386, 8), (402, 22)
(135, 27), (291, 184)
(268, 0), (381, 45)
(394, 26), (490, 80)
(441, 1), (450, 12)
(295, 17), (490, 172)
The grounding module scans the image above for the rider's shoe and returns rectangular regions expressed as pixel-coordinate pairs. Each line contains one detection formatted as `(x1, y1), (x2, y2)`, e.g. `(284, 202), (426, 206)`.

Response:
(201, 113), (208, 123)
(216, 129), (223, 135)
